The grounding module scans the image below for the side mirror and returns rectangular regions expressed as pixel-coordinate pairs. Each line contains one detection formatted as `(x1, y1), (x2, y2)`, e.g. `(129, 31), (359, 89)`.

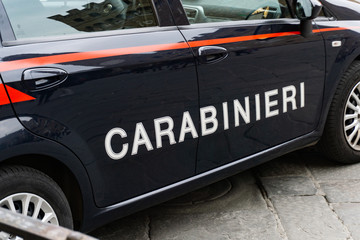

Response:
(294, 0), (322, 37)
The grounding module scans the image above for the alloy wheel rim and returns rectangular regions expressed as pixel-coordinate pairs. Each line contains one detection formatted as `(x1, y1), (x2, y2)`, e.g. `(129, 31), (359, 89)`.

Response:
(344, 82), (360, 151)
(0, 193), (59, 240)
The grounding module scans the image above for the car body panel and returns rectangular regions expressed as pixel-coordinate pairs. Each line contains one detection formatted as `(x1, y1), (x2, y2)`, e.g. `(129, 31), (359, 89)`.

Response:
(176, 20), (325, 173)
(0, 28), (200, 207)
(0, 89), (94, 229)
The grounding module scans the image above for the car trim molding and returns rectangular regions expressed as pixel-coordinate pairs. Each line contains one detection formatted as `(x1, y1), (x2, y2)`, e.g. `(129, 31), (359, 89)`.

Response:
(0, 27), (352, 74)
(188, 31), (300, 47)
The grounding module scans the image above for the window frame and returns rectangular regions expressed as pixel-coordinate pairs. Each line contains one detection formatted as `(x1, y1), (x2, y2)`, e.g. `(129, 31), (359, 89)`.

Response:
(176, 0), (295, 26)
(0, 0), (173, 45)
(176, 17), (301, 33)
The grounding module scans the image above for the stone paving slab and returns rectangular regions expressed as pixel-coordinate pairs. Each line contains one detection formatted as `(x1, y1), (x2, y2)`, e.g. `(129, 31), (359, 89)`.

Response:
(305, 155), (360, 181)
(256, 153), (308, 177)
(151, 210), (282, 240)
(91, 170), (271, 240)
(150, 171), (267, 215)
(91, 151), (360, 240)
(321, 180), (360, 203)
(91, 213), (150, 240)
(271, 195), (349, 240)
(332, 203), (360, 240)
(260, 176), (317, 197)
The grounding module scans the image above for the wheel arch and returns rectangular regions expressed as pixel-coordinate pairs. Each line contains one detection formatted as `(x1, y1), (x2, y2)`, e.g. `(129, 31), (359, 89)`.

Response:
(0, 154), (83, 229)
(0, 119), (97, 231)
(0, 116), (98, 231)
(318, 47), (360, 136)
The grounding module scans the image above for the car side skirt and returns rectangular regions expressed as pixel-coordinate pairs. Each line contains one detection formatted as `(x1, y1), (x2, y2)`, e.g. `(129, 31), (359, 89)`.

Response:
(82, 131), (320, 232)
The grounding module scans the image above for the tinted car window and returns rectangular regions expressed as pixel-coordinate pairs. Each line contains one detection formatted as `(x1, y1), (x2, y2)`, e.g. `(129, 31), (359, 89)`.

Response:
(2, 0), (157, 39)
(180, 0), (292, 24)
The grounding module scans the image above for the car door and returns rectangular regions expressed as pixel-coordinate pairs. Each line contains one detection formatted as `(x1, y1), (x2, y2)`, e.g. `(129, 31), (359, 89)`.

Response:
(0, 0), (199, 207)
(170, 0), (326, 173)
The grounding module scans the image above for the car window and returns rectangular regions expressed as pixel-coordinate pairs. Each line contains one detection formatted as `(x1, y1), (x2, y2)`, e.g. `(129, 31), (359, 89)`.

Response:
(180, 0), (292, 24)
(2, 0), (158, 40)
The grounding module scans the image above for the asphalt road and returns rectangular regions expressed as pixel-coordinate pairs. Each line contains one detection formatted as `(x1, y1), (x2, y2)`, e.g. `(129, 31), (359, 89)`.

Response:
(90, 149), (360, 240)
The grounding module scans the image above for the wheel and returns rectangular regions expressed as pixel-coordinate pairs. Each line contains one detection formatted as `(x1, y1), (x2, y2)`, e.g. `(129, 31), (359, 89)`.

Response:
(0, 165), (73, 234)
(319, 61), (360, 163)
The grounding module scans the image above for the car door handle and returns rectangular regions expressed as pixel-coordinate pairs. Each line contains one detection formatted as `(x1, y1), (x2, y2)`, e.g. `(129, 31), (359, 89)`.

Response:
(22, 68), (68, 91)
(198, 46), (228, 64)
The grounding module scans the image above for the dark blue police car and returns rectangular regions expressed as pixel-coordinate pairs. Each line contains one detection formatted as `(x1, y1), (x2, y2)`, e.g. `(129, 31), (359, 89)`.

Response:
(0, 0), (359, 232)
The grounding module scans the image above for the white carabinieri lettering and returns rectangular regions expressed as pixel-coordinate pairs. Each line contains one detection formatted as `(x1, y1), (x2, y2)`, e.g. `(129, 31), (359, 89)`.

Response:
(105, 82), (306, 160)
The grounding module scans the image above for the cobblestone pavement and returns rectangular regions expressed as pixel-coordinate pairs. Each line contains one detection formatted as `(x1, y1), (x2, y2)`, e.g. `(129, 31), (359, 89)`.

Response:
(90, 150), (360, 240)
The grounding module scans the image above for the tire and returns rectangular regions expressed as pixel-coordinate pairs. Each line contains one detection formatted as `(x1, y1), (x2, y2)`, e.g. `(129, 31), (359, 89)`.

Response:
(319, 60), (360, 163)
(0, 165), (73, 229)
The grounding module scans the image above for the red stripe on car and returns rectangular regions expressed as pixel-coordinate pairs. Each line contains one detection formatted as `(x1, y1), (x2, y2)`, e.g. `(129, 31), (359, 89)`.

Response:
(0, 84), (35, 106)
(0, 27), (352, 73)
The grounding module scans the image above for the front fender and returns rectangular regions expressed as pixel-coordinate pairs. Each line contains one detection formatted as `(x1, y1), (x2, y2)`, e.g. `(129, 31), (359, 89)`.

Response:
(315, 20), (360, 134)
